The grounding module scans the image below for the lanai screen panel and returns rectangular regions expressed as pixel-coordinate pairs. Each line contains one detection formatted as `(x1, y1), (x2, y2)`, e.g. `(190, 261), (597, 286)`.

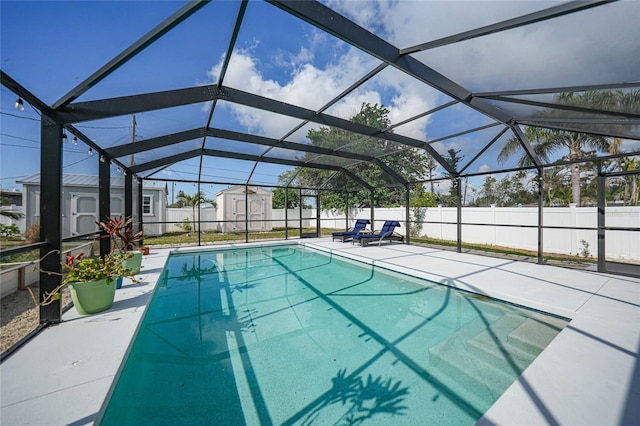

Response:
(0, 1), (183, 105)
(223, 0), (379, 112)
(411, 2), (640, 93)
(322, 0), (562, 48)
(68, 1), (240, 102)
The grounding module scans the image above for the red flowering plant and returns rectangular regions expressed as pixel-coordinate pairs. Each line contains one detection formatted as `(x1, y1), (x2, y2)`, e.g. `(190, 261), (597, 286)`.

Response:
(30, 250), (138, 306)
(29, 216), (145, 307)
(66, 253), (84, 267)
(96, 215), (144, 253)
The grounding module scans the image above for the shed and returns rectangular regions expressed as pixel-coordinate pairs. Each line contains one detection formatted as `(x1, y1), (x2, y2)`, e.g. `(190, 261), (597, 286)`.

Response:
(216, 186), (272, 233)
(18, 173), (167, 237)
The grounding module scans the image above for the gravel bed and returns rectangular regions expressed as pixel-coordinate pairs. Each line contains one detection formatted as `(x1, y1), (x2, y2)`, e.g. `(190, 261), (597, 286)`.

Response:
(1, 285), (71, 354)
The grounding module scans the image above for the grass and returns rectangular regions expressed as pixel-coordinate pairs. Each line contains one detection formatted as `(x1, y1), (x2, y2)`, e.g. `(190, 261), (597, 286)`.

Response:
(144, 228), (327, 246)
(1, 231), (597, 268)
(410, 236), (597, 264)
(1, 240), (96, 269)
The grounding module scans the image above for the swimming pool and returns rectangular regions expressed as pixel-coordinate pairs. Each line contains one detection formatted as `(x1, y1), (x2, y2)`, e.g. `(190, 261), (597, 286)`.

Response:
(99, 245), (568, 425)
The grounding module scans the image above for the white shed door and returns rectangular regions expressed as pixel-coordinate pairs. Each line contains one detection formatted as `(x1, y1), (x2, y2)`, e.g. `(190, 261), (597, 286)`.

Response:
(232, 196), (265, 231)
(248, 196), (265, 231)
(232, 197), (246, 231)
(71, 193), (98, 235)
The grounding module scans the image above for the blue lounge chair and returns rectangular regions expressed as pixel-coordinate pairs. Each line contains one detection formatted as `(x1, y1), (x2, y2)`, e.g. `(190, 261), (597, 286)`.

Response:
(352, 220), (404, 246)
(332, 219), (370, 242)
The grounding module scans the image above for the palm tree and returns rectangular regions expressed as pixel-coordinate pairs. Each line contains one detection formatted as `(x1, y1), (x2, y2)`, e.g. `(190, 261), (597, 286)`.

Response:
(0, 197), (24, 220)
(608, 138), (639, 206)
(499, 128), (608, 206)
(500, 89), (637, 206)
(176, 190), (215, 228)
(498, 90), (640, 206)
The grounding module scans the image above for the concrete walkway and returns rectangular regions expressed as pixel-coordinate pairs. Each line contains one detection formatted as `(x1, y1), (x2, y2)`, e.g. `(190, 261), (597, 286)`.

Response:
(1, 239), (638, 425)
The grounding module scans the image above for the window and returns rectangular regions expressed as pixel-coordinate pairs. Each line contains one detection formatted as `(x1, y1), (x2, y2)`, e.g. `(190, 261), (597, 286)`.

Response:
(34, 191), (40, 217)
(143, 195), (153, 215)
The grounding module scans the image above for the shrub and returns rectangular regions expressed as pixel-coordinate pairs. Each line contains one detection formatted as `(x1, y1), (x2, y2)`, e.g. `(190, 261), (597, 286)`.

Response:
(579, 240), (591, 258)
(24, 224), (40, 244)
(180, 217), (192, 232)
(0, 223), (21, 239)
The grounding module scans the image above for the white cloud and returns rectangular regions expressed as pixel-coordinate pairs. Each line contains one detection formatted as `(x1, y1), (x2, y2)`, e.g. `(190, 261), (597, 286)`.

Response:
(478, 164), (491, 174)
(206, 44), (442, 142)
(204, 1), (638, 163)
(327, 1), (640, 92)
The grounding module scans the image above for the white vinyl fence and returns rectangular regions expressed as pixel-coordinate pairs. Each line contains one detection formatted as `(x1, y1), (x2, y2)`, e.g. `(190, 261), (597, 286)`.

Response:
(166, 207), (317, 232)
(165, 206), (638, 261)
(165, 208), (217, 232)
(321, 206), (639, 261)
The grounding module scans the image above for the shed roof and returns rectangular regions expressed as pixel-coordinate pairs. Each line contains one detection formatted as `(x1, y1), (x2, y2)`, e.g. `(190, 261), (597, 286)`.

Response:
(18, 173), (167, 191)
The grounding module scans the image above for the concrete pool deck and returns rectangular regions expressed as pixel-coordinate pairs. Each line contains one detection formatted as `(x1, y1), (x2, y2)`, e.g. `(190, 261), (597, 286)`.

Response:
(1, 239), (638, 425)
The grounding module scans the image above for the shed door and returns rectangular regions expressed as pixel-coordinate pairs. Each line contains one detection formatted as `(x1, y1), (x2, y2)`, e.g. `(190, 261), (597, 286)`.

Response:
(232, 196), (246, 231)
(232, 196), (265, 231)
(71, 193), (98, 235)
(248, 196), (265, 231)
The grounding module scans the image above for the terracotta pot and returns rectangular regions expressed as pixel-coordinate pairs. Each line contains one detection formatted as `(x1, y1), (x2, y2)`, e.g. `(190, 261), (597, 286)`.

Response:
(138, 246), (150, 255)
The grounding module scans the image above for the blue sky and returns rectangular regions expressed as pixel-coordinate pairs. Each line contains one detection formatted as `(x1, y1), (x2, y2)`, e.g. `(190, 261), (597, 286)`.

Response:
(2, 0), (639, 201)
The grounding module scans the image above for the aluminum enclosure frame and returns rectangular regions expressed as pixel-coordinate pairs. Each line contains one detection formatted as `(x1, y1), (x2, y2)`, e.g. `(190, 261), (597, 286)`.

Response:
(2, 0), (639, 325)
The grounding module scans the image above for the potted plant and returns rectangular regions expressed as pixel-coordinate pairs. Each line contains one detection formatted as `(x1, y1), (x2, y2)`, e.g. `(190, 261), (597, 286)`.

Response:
(97, 216), (145, 275)
(30, 251), (139, 315)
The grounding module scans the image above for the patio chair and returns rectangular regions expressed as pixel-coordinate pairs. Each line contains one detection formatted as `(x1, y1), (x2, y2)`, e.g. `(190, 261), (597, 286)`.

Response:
(332, 219), (371, 242)
(352, 220), (404, 246)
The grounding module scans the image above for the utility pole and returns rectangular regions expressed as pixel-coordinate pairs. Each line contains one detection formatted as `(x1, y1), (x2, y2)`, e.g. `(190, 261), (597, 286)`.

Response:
(129, 114), (136, 167)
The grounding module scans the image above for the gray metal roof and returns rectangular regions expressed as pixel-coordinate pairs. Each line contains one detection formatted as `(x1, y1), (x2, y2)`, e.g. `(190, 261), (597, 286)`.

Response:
(17, 173), (166, 191)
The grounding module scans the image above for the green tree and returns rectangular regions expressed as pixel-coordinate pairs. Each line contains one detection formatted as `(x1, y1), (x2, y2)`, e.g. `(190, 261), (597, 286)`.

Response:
(409, 183), (438, 237)
(477, 176), (498, 206)
(474, 172), (536, 207)
(272, 188), (301, 209)
(283, 103), (434, 210)
(439, 148), (463, 206)
(424, 154), (439, 194)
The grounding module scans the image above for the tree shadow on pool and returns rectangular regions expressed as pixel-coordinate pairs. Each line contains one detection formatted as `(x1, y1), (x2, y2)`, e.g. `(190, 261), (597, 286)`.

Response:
(300, 368), (409, 426)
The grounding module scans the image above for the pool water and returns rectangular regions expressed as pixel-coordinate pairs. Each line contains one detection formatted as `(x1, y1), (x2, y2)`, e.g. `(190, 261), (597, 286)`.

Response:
(100, 245), (568, 425)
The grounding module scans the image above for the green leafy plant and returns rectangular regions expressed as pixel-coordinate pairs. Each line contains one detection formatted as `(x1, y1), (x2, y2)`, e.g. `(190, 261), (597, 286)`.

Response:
(62, 252), (133, 284)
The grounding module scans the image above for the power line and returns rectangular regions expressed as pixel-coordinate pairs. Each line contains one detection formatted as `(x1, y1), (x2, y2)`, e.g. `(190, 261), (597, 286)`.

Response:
(0, 111), (40, 121)
(0, 133), (40, 143)
(0, 143), (87, 154)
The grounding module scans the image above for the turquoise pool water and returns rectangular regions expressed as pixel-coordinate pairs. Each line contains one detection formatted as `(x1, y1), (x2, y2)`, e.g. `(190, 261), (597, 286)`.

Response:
(100, 245), (567, 425)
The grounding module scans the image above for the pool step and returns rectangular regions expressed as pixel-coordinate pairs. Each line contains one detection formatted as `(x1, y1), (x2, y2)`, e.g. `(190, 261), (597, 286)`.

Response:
(428, 335), (514, 413)
(466, 314), (566, 371)
(466, 315), (538, 372)
(427, 312), (563, 412)
(468, 332), (533, 373)
(507, 315), (567, 353)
